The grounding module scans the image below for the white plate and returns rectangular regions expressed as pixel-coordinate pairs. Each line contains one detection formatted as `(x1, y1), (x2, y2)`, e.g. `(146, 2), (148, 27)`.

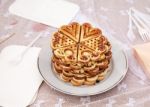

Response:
(38, 38), (128, 96)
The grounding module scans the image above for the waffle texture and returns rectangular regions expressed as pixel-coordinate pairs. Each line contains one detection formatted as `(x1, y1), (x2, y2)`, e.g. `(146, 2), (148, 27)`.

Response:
(51, 22), (112, 86)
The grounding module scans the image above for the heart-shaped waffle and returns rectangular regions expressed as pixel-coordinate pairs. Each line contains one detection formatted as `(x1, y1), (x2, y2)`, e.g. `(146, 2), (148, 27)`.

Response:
(51, 32), (76, 49)
(80, 23), (102, 42)
(51, 22), (112, 86)
(59, 22), (80, 42)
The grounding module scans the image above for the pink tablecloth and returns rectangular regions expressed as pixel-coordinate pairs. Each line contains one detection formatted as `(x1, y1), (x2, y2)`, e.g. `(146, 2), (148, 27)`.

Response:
(0, 0), (150, 107)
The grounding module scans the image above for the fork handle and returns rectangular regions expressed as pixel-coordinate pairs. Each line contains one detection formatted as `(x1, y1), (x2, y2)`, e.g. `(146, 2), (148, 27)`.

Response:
(21, 32), (43, 57)
(131, 8), (150, 22)
(128, 10), (132, 29)
(133, 13), (150, 30)
(130, 15), (142, 30)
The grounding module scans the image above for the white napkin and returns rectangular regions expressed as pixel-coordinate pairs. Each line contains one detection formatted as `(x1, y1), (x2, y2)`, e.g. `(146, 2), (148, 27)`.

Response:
(9, 0), (80, 28)
(0, 45), (43, 107)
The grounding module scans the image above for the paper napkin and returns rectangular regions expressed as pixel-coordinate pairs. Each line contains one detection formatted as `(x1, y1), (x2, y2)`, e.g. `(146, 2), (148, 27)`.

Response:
(0, 45), (43, 107)
(9, 0), (80, 28)
(133, 42), (150, 79)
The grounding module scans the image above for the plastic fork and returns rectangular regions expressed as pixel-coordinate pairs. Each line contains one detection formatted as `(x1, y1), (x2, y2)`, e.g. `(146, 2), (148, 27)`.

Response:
(10, 32), (43, 65)
(130, 13), (150, 41)
(133, 13), (150, 40)
(134, 14), (150, 40)
(127, 10), (136, 41)
(130, 7), (150, 26)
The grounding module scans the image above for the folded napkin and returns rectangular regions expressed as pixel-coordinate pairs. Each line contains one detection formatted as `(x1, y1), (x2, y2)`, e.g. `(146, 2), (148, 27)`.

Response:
(133, 42), (150, 79)
(0, 45), (43, 107)
(9, 0), (79, 28)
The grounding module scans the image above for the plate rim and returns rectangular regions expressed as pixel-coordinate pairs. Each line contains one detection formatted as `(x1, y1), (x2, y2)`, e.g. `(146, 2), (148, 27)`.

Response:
(38, 50), (128, 96)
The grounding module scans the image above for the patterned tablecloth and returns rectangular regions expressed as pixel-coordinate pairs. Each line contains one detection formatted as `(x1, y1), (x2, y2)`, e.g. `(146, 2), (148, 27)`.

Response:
(0, 0), (150, 107)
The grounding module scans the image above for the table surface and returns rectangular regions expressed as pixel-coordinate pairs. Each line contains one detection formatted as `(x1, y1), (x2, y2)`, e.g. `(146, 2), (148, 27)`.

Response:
(0, 0), (150, 107)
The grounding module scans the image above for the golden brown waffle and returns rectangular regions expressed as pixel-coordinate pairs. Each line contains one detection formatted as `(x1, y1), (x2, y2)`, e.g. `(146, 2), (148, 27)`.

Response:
(59, 22), (80, 42)
(80, 23), (102, 42)
(53, 44), (78, 63)
(51, 32), (76, 49)
(51, 22), (112, 86)
(78, 45), (93, 63)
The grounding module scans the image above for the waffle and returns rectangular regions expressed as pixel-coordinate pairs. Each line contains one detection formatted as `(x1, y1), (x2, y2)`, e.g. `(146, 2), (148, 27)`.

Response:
(59, 22), (80, 42)
(80, 23), (102, 42)
(51, 22), (112, 86)
(51, 32), (76, 49)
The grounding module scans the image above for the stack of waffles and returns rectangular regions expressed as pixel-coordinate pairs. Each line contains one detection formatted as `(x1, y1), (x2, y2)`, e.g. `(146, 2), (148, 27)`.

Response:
(51, 22), (112, 86)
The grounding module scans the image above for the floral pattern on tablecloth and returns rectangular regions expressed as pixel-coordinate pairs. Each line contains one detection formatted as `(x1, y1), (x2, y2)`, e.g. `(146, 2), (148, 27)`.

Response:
(0, 0), (150, 107)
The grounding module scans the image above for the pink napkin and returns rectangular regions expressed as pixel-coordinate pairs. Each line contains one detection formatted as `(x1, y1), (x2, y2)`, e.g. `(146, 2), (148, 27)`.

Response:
(133, 42), (150, 79)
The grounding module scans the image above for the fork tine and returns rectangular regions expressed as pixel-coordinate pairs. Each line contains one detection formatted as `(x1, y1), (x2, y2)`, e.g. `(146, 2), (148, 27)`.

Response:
(144, 32), (149, 41)
(145, 33), (149, 40)
(147, 31), (150, 39)
(143, 34), (147, 41)
(139, 32), (145, 41)
(144, 33), (148, 41)
(144, 31), (149, 41)
(142, 32), (147, 41)
(145, 32), (150, 40)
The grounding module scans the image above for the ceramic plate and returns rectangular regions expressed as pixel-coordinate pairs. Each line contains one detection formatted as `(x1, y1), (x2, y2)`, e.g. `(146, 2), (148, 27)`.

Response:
(38, 38), (128, 96)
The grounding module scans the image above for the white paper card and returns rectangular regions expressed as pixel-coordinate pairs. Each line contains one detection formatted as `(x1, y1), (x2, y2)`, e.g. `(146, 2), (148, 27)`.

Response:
(0, 45), (43, 107)
(9, 0), (80, 28)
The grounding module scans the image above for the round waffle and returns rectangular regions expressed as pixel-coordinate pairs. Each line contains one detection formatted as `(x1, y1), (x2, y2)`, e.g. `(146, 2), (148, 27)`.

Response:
(51, 22), (112, 86)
